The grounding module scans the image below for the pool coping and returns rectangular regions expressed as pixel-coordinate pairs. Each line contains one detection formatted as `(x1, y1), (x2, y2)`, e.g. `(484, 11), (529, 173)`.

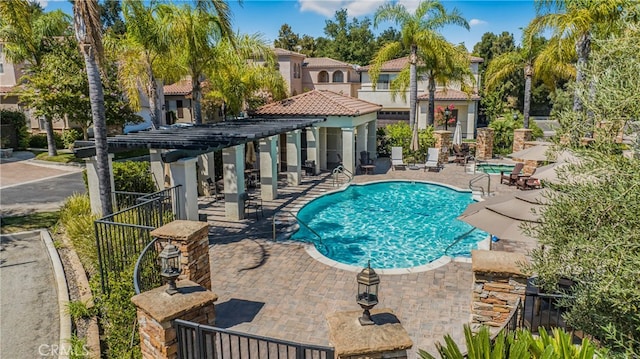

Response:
(284, 179), (491, 275)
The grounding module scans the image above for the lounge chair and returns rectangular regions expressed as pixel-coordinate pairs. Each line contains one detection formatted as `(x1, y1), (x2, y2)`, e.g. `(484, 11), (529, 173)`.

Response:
(500, 162), (525, 185)
(424, 147), (442, 172)
(390, 147), (405, 170)
(516, 168), (540, 190)
(452, 144), (470, 166)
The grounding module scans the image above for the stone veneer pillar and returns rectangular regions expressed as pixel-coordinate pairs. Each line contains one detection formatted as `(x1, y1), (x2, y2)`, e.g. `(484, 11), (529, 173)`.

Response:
(132, 280), (217, 359)
(471, 250), (528, 331)
(512, 129), (532, 154)
(326, 309), (413, 359)
(150, 220), (211, 290)
(433, 130), (452, 165)
(475, 128), (494, 160)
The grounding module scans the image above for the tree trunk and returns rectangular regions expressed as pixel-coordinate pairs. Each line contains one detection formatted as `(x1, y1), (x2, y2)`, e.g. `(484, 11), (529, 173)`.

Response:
(573, 32), (591, 113)
(409, 44), (418, 130)
(523, 64), (533, 129)
(146, 60), (160, 129)
(192, 77), (203, 125)
(427, 76), (436, 126)
(83, 45), (113, 215)
(44, 117), (58, 156)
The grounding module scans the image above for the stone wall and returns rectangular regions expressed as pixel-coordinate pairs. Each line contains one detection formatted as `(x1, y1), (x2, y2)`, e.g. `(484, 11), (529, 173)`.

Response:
(433, 130), (452, 165)
(512, 129), (532, 153)
(475, 128), (494, 160)
(471, 250), (529, 330)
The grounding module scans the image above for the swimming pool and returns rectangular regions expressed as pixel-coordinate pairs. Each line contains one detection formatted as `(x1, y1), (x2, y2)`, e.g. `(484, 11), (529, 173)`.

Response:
(476, 163), (516, 175)
(291, 181), (487, 269)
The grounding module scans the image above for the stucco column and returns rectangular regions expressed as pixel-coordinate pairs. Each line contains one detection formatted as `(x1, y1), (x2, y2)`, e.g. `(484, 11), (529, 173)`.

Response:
(259, 135), (278, 201)
(85, 153), (115, 216)
(367, 121), (377, 159)
(196, 152), (216, 196)
(306, 126), (320, 175)
(168, 157), (198, 221)
(222, 145), (245, 220)
(319, 127), (327, 171)
(355, 124), (367, 163)
(341, 127), (355, 175)
(467, 102), (477, 139)
(286, 129), (302, 186)
(149, 149), (166, 191)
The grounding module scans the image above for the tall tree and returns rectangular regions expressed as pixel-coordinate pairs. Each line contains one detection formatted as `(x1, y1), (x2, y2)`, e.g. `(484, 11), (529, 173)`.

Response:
(73, 0), (113, 215)
(0, 0), (70, 156)
(472, 31), (516, 74)
(273, 24), (300, 51)
(527, 0), (627, 113)
(159, 2), (234, 124)
(99, 0), (125, 35)
(371, 0), (469, 129)
(319, 9), (375, 65)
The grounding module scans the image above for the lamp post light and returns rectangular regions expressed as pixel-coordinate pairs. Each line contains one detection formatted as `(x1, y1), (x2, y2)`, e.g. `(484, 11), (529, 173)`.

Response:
(356, 261), (380, 326)
(444, 107), (451, 130)
(513, 112), (519, 121)
(159, 243), (181, 295)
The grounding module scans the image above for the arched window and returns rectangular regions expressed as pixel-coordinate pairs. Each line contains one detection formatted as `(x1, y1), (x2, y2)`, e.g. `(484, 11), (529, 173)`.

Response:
(332, 71), (344, 83)
(318, 71), (329, 83)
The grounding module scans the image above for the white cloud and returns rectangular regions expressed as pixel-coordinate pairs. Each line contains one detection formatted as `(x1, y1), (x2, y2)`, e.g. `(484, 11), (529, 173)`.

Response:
(396, 0), (420, 14)
(469, 19), (488, 27)
(35, 0), (48, 8)
(299, 0), (385, 18)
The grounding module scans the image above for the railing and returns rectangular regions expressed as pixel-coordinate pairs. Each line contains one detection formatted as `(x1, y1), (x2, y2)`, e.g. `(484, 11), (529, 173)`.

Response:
(522, 291), (570, 334)
(113, 190), (148, 211)
(272, 211), (329, 253)
(443, 228), (477, 256)
(332, 165), (353, 187)
(174, 319), (335, 359)
(469, 172), (491, 197)
(133, 237), (164, 294)
(94, 185), (180, 292)
(496, 297), (522, 337)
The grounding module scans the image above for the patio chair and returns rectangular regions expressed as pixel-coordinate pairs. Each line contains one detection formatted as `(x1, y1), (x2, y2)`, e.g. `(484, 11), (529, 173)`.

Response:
(390, 147), (405, 170)
(206, 178), (224, 201)
(516, 169), (540, 190)
(500, 162), (525, 186)
(452, 144), (470, 166)
(424, 147), (442, 172)
(242, 192), (263, 220)
(359, 151), (376, 175)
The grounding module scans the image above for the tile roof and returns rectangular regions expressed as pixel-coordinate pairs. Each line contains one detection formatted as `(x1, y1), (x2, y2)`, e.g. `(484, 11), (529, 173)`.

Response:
(0, 85), (19, 94)
(417, 89), (480, 101)
(274, 48), (305, 57)
(359, 54), (484, 71)
(254, 90), (382, 117)
(163, 80), (192, 96)
(303, 57), (352, 68)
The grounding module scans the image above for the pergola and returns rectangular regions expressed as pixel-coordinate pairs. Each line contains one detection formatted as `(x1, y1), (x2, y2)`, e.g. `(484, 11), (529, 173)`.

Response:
(74, 118), (325, 220)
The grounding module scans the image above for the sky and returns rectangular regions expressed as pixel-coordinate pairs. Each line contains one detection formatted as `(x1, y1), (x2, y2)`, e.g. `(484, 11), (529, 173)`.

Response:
(42, 0), (538, 52)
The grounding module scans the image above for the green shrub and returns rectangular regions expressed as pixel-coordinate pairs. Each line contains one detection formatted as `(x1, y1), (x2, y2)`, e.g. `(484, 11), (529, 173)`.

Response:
(0, 109), (29, 149)
(29, 132), (64, 149)
(59, 194), (98, 274)
(66, 300), (95, 320)
(61, 129), (82, 149)
(380, 122), (437, 162)
(113, 161), (156, 193)
(488, 115), (544, 155)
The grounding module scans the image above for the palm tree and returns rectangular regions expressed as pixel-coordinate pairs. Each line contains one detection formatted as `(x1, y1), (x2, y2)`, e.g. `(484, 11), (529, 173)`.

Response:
(527, 0), (627, 112)
(73, 0), (112, 215)
(206, 33), (287, 118)
(158, 2), (234, 125)
(0, 0), (70, 156)
(371, 0), (469, 129)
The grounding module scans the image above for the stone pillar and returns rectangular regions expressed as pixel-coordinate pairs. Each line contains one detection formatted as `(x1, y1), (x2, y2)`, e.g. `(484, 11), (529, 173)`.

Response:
(132, 280), (217, 359)
(326, 309), (413, 359)
(466, 102), (477, 139)
(85, 153), (115, 216)
(196, 152), (216, 196)
(150, 220), (211, 289)
(319, 127), (327, 171)
(306, 126), (320, 175)
(222, 145), (245, 220)
(259, 135), (278, 201)
(512, 129), (532, 154)
(355, 124), (367, 163)
(168, 157), (199, 221)
(341, 127), (355, 175)
(286, 129), (302, 186)
(471, 250), (528, 331)
(149, 149), (167, 191)
(433, 130), (452, 165)
(476, 128), (494, 160)
(367, 121), (377, 159)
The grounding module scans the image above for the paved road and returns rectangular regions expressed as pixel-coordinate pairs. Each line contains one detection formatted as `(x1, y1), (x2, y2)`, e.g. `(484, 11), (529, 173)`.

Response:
(0, 232), (59, 358)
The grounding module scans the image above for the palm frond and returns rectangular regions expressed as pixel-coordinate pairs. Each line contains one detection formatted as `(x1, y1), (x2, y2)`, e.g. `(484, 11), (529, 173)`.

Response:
(73, 0), (104, 67)
(484, 51), (525, 91)
(374, 3), (410, 28)
(368, 42), (403, 90)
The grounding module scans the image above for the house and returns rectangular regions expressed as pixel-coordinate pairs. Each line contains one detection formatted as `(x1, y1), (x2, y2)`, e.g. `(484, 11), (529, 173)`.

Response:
(357, 55), (483, 139)
(254, 89), (381, 176)
(301, 57), (360, 97)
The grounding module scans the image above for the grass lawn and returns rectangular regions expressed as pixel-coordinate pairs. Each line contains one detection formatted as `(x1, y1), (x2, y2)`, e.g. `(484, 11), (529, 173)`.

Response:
(0, 211), (60, 234)
(35, 152), (84, 164)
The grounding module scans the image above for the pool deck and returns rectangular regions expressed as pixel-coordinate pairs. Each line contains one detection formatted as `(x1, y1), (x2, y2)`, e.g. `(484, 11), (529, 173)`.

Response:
(200, 157), (523, 356)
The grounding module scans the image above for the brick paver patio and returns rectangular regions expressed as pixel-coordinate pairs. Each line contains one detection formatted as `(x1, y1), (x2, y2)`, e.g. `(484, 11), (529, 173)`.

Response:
(200, 158), (521, 356)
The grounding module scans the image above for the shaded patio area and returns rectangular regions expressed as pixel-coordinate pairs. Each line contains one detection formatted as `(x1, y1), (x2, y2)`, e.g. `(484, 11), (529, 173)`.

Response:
(201, 159), (522, 356)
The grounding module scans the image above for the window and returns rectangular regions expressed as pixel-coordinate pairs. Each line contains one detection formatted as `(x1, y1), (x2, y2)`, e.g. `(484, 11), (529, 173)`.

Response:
(332, 71), (343, 83)
(377, 74), (390, 89)
(318, 71), (329, 83)
(176, 100), (184, 119)
(294, 63), (301, 79)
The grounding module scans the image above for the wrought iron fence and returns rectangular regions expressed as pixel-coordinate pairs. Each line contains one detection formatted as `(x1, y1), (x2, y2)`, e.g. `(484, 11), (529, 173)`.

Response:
(113, 191), (148, 211)
(174, 319), (334, 359)
(133, 237), (164, 294)
(522, 291), (570, 334)
(95, 186), (180, 292)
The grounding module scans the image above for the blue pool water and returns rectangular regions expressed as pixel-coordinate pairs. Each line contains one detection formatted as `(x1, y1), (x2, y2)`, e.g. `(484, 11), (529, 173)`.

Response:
(477, 163), (516, 175)
(291, 181), (487, 269)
